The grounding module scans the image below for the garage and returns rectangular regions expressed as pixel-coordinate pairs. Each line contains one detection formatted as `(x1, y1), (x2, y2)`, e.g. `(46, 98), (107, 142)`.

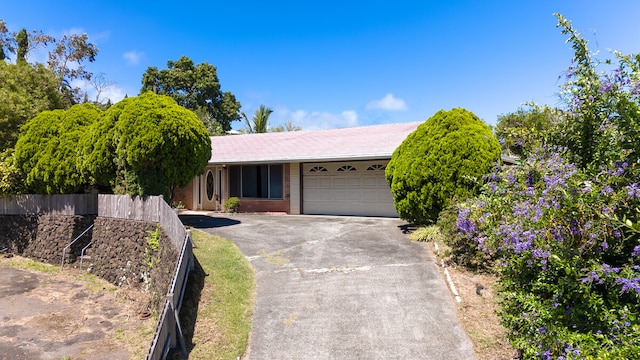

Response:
(302, 161), (398, 217)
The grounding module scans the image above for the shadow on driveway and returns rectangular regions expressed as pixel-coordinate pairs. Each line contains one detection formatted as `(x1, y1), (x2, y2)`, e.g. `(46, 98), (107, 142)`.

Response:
(179, 215), (241, 229)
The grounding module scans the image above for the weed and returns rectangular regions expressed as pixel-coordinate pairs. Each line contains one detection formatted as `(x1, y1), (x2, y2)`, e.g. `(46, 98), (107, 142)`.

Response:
(223, 197), (240, 212)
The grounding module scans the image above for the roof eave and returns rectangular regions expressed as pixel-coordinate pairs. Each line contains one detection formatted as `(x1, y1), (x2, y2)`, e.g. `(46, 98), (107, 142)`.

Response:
(208, 154), (392, 165)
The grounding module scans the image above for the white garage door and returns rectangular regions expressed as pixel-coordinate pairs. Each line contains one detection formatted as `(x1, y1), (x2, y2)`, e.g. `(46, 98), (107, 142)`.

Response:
(302, 161), (398, 217)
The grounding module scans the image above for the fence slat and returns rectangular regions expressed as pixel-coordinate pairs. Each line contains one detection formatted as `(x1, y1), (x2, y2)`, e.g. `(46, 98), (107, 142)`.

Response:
(0, 194), (98, 215)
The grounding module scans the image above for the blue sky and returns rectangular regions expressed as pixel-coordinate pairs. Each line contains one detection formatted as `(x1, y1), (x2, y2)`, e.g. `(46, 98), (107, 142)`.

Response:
(3, 1), (640, 130)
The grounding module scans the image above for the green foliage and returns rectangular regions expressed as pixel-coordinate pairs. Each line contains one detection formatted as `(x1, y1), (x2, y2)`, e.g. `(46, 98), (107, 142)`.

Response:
(271, 121), (302, 132)
(408, 225), (443, 242)
(437, 203), (494, 271)
(145, 226), (161, 268)
(140, 56), (242, 133)
(15, 28), (27, 63)
(553, 13), (640, 172)
(495, 104), (558, 157)
(14, 103), (100, 194)
(455, 153), (640, 358)
(242, 105), (273, 133)
(107, 92), (211, 200)
(446, 15), (640, 358)
(224, 197), (240, 213)
(385, 108), (501, 224)
(0, 149), (23, 195)
(11, 92), (209, 199)
(0, 61), (62, 152)
(47, 33), (99, 106)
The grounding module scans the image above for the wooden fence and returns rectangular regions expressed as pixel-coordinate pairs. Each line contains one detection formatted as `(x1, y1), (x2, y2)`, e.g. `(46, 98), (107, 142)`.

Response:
(98, 194), (187, 250)
(96, 194), (193, 359)
(146, 231), (194, 360)
(0, 194), (98, 215)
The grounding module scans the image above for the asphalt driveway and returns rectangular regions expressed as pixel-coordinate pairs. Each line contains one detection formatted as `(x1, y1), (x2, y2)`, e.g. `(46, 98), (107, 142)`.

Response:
(181, 214), (475, 359)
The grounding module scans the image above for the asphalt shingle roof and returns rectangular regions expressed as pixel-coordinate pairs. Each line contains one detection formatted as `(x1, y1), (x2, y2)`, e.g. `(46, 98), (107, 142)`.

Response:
(209, 122), (422, 164)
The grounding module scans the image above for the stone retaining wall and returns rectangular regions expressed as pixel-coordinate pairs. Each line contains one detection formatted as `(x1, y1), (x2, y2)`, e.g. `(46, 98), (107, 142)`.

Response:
(0, 215), (94, 263)
(88, 217), (178, 311)
(0, 214), (178, 313)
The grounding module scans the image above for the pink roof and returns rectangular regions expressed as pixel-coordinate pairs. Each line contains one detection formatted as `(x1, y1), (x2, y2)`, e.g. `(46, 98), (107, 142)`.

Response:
(209, 122), (422, 164)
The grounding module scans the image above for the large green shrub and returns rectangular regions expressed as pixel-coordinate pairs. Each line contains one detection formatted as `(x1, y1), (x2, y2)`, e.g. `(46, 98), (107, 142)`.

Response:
(13, 92), (210, 200)
(14, 103), (100, 194)
(103, 92), (211, 200)
(385, 108), (501, 224)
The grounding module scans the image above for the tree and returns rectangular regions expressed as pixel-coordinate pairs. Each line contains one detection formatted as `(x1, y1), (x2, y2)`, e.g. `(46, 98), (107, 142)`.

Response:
(0, 21), (54, 62)
(495, 104), (558, 157)
(48, 33), (99, 106)
(552, 13), (640, 172)
(140, 56), (242, 133)
(88, 72), (116, 104)
(242, 105), (273, 133)
(271, 121), (302, 132)
(15, 28), (27, 63)
(0, 61), (62, 151)
(14, 103), (100, 194)
(385, 108), (501, 224)
(0, 20), (14, 61)
(98, 92), (211, 200)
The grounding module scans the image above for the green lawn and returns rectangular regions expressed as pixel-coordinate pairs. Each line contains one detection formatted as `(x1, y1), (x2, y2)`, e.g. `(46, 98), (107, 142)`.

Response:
(178, 229), (255, 360)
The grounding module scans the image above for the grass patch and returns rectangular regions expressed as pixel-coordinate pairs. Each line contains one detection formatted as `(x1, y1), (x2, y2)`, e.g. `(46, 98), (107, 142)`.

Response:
(0, 256), (60, 274)
(75, 273), (118, 293)
(178, 229), (255, 360)
(408, 225), (444, 242)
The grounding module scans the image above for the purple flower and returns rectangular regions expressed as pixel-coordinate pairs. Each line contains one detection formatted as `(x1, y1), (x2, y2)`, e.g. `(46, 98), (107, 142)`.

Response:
(456, 207), (476, 234)
(625, 183), (640, 198)
(601, 186), (614, 195)
(601, 264), (621, 275)
(632, 246), (640, 257)
(532, 249), (550, 259)
(615, 276), (640, 294)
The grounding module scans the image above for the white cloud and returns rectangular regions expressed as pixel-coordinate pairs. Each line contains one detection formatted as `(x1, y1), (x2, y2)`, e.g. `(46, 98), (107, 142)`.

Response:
(62, 27), (85, 36)
(366, 93), (408, 111)
(272, 106), (359, 130)
(123, 50), (144, 65)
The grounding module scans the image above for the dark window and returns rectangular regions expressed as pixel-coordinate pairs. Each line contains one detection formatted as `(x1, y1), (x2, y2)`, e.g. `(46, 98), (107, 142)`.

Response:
(229, 166), (241, 197)
(229, 164), (284, 199)
(270, 164), (283, 198)
(366, 164), (386, 171)
(309, 166), (328, 173)
(206, 171), (214, 201)
(337, 165), (357, 172)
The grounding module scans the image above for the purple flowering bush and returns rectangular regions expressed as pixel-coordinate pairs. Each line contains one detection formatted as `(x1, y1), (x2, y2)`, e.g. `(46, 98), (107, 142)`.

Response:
(447, 15), (640, 358)
(456, 152), (640, 358)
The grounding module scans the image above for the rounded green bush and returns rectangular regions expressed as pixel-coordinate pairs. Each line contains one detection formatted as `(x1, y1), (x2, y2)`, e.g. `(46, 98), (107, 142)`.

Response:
(386, 108), (500, 224)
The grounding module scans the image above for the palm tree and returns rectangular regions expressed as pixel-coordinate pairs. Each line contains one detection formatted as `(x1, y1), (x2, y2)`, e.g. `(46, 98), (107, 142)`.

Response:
(242, 105), (273, 133)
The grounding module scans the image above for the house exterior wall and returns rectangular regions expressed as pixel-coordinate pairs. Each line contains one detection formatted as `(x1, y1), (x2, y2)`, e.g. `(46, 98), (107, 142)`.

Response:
(173, 181), (194, 209)
(289, 163), (301, 215)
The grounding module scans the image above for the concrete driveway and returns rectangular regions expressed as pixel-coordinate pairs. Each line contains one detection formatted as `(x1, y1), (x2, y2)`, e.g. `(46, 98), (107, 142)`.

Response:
(181, 214), (475, 360)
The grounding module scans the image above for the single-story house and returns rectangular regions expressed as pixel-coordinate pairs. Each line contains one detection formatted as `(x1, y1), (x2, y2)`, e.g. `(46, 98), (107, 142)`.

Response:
(174, 121), (422, 217)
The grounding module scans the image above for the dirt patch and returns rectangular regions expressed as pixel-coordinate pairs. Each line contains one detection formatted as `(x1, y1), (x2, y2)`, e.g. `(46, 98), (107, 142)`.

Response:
(0, 256), (156, 360)
(424, 242), (519, 360)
